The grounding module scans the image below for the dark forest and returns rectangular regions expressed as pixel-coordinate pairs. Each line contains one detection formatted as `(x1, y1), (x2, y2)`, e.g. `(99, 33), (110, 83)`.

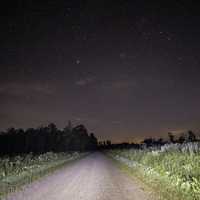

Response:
(0, 122), (98, 155)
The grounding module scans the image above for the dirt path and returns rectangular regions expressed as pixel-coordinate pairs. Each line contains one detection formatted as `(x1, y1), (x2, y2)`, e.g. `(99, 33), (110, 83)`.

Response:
(5, 152), (153, 200)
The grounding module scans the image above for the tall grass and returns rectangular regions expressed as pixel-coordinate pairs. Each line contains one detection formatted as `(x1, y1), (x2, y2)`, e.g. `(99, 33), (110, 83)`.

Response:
(108, 142), (200, 200)
(0, 152), (83, 198)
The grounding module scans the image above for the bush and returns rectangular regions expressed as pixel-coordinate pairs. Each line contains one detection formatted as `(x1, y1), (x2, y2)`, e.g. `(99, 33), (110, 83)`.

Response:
(108, 142), (200, 200)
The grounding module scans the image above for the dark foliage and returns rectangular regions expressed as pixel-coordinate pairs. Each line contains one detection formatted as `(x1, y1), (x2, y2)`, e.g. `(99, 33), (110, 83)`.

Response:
(99, 141), (141, 150)
(99, 130), (198, 150)
(0, 122), (98, 155)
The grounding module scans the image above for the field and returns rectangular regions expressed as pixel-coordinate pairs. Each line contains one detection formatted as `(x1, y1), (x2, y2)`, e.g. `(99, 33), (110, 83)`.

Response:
(0, 152), (83, 198)
(107, 142), (200, 200)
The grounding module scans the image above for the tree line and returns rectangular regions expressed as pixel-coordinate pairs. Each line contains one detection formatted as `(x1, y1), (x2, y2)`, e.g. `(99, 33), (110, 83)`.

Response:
(0, 122), (98, 155)
(99, 130), (199, 150)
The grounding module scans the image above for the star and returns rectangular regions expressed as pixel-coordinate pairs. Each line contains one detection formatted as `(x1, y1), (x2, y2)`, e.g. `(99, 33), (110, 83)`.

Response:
(76, 60), (81, 64)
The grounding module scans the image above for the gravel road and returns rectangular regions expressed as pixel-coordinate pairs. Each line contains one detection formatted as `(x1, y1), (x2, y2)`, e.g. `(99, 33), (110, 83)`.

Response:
(5, 152), (152, 200)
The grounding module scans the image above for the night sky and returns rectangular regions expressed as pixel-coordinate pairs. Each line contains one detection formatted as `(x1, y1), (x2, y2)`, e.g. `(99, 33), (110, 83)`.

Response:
(1, 0), (200, 142)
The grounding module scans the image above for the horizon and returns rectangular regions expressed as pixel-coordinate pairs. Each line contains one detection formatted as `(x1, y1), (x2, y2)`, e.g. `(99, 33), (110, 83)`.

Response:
(1, 121), (199, 144)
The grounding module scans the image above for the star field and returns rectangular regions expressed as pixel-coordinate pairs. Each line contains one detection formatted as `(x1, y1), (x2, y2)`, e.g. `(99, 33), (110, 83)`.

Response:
(0, 0), (200, 142)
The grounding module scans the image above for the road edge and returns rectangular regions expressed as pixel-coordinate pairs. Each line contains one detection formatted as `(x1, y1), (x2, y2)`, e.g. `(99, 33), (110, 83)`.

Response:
(104, 152), (159, 200)
(0, 152), (90, 199)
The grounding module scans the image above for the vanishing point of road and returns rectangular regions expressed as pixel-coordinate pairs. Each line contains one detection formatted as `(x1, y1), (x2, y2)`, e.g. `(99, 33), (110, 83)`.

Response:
(5, 152), (152, 200)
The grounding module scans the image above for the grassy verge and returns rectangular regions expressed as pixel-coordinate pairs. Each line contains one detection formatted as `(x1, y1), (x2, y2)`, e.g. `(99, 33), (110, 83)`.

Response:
(107, 154), (156, 199)
(107, 153), (179, 200)
(106, 145), (200, 200)
(0, 152), (88, 199)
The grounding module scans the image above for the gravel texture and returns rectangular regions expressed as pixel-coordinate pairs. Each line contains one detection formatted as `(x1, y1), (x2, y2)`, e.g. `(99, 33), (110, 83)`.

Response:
(5, 152), (152, 200)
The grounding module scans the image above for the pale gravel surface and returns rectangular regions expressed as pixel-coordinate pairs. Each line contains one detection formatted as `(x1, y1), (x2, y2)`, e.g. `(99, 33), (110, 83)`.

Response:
(5, 152), (153, 200)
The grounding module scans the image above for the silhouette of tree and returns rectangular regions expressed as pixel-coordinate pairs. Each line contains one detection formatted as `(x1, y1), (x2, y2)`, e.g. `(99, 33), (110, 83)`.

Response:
(187, 130), (196, 142)
(143, 138), (154, 147)
(168, 132), (175, 143)
(0, 122), (98, 155)
(177, 134), (186, 144)
(89, 133), (98, 150)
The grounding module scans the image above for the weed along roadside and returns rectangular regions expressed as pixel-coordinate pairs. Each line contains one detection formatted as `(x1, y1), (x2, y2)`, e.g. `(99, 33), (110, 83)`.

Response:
(0, 152), (88, 199)
(106, 142), (200, 200)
